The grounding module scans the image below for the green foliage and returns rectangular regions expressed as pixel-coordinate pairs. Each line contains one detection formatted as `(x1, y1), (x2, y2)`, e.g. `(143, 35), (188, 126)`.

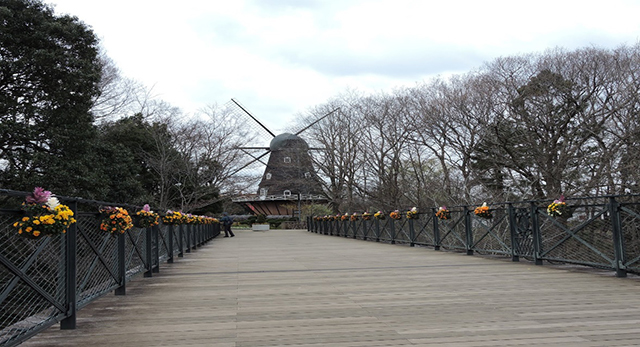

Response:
(255, 214), (267, 223)
(94, 114), (162, 204)
(0, 0), (101, 196)
(300, 204), (333, 220)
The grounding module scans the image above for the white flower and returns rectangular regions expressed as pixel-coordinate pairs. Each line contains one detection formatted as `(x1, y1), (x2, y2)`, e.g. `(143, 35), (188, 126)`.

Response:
(46, 197), (60, 209)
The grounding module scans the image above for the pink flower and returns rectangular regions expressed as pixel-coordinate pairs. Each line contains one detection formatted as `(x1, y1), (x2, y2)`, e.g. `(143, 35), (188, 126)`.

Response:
(26, 187), (51, 204)
(143, 204), (151, 212)
(554, 195), (566, 204)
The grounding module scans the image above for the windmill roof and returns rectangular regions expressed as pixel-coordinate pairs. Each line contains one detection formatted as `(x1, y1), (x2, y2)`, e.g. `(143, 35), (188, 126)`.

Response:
(269, 133), (308, 151)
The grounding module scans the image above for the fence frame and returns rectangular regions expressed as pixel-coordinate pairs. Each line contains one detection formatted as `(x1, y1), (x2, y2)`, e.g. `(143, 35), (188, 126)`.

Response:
(0, 189), (220, 347)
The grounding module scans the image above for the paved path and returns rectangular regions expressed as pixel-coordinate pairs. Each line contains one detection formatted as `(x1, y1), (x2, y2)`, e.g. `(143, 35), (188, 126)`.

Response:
(22, 229), (640, 346)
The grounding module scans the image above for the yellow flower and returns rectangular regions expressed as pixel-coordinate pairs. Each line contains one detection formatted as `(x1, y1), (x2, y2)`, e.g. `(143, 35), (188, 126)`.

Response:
(33, 230), (41, 237)
(22, 217), (29, 222)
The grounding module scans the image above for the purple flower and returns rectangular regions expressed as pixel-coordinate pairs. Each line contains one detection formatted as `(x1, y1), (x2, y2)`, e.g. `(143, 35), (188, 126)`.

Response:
(143, 204), (151, 212)
(26, 187), (51, 204)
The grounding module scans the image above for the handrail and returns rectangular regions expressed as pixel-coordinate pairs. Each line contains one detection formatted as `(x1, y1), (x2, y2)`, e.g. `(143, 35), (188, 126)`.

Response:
(0, 190), (221, 347)
(308, 195), (640, 279)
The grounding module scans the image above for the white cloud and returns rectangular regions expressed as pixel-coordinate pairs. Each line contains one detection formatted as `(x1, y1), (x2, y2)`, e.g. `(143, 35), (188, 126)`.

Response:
(49, 0), (640, 131)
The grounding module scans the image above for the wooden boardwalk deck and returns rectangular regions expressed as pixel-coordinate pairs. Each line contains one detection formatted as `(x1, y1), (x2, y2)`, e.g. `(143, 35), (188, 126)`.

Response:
(21, 229), (640, 347)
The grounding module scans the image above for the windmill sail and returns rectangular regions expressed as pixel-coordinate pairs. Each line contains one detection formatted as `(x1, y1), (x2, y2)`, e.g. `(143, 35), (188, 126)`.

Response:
(229, 99), (333, 216)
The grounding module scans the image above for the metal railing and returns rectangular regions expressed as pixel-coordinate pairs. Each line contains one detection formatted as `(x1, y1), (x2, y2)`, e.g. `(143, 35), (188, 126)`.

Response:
(307, 195), (640, 278)
(0, 190), (220, 347)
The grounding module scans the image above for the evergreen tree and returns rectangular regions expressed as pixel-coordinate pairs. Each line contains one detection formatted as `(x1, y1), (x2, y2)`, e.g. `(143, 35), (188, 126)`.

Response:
(0, 0), (101, 195)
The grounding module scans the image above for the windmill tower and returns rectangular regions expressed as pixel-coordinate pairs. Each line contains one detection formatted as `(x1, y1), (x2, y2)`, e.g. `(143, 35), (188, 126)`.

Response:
(229, 99), (337, 217)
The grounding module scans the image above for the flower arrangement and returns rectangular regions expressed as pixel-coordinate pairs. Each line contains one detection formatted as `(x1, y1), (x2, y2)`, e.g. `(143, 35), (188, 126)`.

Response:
(389, 210), (401, 220)
(374, 211), (385, 220)
(333, 214), (340, 221)
(435, 206), (450, 220)
(406, 207), (419, 219)
(350, 213), (359, 221)
(13, 187), (76, 239)
(341, 213), (349, 221)
(362, 212), (372, 220)
(547, 196), (569, 217)
(134, 204), (159, 228)
(100, 206), (133, 234)
(474, 202), (493, 219)
(163, 210), (186, 225)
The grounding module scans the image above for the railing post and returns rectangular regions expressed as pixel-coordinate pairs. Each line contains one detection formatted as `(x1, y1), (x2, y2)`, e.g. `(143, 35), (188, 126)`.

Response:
(352, 220), (357, 239)
(115, 231), (126, 295)
(167, 225), (174, 263)
(609, 197), (627, 278)
(507, 203), (519, 262)
(185, 225), (191, 253)
(433, 208), (440, 250)
(464, 206), (473, 255)
(409, 219), (415, 247)
(390, 219), (396, 244)
(144, 227), (153, 277)
(530, 202), (543, 265)
(178, 224), (184, 257)
(153, 225), (160, 273)
(375, 218), (381, 242)
(363, 219), (368, 241)
(190, 224), (196, 250)
(60, 200), (78, 330)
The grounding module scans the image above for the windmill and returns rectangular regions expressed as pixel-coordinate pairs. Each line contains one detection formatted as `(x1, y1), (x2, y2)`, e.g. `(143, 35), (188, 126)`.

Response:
(229, 99), (338, 217)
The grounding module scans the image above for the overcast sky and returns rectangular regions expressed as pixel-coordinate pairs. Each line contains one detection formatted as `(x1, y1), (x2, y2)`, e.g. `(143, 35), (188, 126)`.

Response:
(49, 0), (640, 132)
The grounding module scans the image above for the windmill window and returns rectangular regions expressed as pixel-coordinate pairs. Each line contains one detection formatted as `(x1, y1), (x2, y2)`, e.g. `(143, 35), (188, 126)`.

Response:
(284, 157), (291, 163)
(284, 190), (291, 197)
(260, 188), (267, 196)
(266, 173), (272, 180)
(304, 172), (311, 178)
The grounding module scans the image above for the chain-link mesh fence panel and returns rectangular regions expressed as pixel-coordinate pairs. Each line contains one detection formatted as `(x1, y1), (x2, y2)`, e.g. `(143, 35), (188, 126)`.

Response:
(170, 225), (181, 257)
(378, 218), (394, 243)
(125, 229), (147, 279)
(538, 198), (615, 269)
(75, 214), (119, 308)
(0, 211), (66, 346)
(619, 199), (640, 274)
(471, 205), (512, 256)
(157, 226), (169, 263)
(394, 218), (411, 244)
(361, 220), (376, 240)
(354, 220), (365, 239)
(413, 214), (435, 247)
(439, 209), (467, 251)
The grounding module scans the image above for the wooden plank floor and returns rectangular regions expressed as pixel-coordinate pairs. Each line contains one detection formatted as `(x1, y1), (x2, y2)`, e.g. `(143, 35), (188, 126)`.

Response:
(21, 229), (640, 347)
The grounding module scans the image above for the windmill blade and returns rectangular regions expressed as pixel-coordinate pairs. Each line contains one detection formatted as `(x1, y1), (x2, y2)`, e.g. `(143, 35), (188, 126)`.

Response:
(230, 98), (276, 138)
(227, 150), (271, 177)
(295, 107), (340, 136)
(240, 148), (271, 168)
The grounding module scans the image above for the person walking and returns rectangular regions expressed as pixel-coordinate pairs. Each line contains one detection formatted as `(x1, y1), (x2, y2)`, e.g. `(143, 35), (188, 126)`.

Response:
(221, 212), (235, 237)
